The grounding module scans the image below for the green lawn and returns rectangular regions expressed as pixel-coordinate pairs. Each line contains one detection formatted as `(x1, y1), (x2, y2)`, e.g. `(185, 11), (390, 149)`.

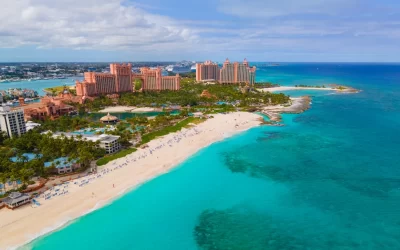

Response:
(141, 117), (203, 145)
(96, 148), (137, 166)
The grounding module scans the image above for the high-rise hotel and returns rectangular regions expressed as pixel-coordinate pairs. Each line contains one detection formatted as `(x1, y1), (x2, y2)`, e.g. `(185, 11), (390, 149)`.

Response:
(196, 60), (220, 81)
(76, 63), (133, 97)
(137, 67), (180, 91)
(0, 106), (26, 138)
(195, 59), (256, 85)
(76, 63), (180, 97)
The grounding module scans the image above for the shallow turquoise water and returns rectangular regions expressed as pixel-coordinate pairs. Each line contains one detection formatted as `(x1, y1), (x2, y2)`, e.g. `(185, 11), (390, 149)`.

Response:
(0, 77), (83, 95)
(25, 63), (400, 249)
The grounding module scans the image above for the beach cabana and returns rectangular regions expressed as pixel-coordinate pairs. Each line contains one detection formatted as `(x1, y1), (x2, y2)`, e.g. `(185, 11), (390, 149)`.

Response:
(2, 192), (31, 209)
(100, 113), (118, 124)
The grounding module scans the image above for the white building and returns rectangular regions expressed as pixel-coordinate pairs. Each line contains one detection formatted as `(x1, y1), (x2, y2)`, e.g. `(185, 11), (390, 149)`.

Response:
(46, 132), (121, 154)
(0, 106), (26, 138)
(25, 121), (41, 131)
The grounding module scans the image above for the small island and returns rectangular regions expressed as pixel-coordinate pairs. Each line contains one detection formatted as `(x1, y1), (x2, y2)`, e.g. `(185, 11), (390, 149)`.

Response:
(262, 84), (360, 93)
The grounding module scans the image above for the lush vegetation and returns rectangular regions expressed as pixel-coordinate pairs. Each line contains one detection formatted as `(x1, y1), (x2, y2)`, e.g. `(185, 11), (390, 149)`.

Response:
(0, 76), (291, 194)
(0, 131), (105, 193)
(69, 81), (290, 112)
(44, 85), (76, 95)
(96, 148), (137, 166)
(254, 82), (280, 88)
(34, 116), (96, 132)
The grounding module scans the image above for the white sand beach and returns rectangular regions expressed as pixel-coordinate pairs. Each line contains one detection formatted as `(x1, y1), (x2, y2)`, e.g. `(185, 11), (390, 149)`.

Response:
(263, 86), (360, 94)
(0, 112), (261, 250)
(98, 106), (158, 113)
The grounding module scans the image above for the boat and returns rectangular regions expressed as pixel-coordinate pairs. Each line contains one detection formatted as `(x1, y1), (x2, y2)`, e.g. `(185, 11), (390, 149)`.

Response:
(165, 65), (174, 72)
(169, 65), (193, 73)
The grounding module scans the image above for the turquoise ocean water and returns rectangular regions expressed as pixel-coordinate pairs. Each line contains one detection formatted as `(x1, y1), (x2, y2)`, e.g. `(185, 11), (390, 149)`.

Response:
(0, 77), (82, 95)
(22, 63), (400, 249)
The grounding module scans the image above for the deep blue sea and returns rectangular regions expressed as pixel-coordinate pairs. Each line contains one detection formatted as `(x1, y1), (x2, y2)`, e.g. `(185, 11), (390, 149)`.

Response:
(24, 63), (400, 250)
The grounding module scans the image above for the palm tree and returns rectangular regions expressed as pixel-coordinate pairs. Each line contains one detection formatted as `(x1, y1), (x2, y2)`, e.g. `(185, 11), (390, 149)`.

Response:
(0, 173), (7, 193)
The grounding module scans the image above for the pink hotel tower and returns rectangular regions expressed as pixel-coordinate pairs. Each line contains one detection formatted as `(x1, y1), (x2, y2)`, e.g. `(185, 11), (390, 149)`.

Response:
(195, 59), (256, 85)
(76, 63), (180, 97)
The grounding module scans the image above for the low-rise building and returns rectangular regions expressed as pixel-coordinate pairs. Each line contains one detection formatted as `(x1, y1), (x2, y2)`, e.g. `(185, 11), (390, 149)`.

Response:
(96, 134), (121, 154)
(2, 192), (31, 209)
(48, 132), (121, 154)
(10, 153), (42, 163)
(26, 121), (41, 131)
(44, 157), (80, 174)
(19, 88), (79, 121)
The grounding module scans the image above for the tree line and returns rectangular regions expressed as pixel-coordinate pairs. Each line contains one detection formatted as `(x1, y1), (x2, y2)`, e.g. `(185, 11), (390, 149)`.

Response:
(0, 130), (105, 194)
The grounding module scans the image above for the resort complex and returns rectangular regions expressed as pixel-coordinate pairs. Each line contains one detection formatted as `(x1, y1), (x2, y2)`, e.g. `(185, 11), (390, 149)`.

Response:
(0, 57), (317, 250)
(0, 0), (392, 247)
(20, 90), (78, 120)
(76, 63), (181, 98)
(195, 59), (256, 85)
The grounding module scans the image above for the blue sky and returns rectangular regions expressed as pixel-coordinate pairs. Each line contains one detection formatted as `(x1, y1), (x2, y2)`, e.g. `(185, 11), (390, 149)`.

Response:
(0, 0), (400, 62)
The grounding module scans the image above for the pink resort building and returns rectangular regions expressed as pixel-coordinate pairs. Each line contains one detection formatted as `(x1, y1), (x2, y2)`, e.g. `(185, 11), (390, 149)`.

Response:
(76, 63), (180, 98)
(195, 59), (256, 85)
(195, 60), (220, 81)
(17, 88), (79, 121)
(135, 67), (180, 91)
(76, 63), (133, 97)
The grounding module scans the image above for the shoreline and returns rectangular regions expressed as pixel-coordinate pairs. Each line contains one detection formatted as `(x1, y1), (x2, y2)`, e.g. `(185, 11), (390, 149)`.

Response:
(262, 85), (359, 93)
(260, 96), (311, 122)
(0, 112), (262, 250)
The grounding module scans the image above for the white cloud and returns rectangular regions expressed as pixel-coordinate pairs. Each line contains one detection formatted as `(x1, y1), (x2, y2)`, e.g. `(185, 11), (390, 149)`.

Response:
(0, 0), (197, 50)
(0, 0), (399, 62)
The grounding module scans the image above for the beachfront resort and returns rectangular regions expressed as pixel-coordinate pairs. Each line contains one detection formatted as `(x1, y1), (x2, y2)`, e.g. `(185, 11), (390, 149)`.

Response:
(0, 59), (362, 249)
(0, 59), (358, 213)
